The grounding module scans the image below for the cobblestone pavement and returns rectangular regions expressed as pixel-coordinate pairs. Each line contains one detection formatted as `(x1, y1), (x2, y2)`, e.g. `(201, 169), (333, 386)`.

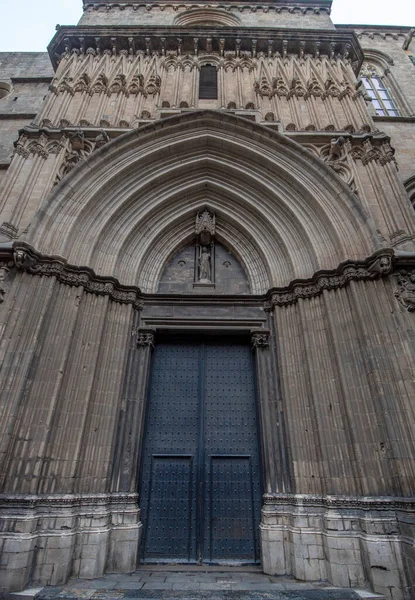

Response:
(26, 570), (384, 600)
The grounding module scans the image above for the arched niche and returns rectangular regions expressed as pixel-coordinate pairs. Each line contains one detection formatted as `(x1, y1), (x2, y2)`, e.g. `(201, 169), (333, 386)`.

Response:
(158, 240), (250, 295)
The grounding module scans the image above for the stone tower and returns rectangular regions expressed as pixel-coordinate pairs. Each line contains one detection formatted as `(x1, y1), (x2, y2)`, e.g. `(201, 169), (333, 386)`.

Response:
(0, 1), (414, 598)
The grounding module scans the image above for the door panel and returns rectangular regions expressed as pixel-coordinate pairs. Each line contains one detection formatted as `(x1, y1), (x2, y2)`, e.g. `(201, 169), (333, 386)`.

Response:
(140, 338), (261, 564)
(209, 456), (256, 560)
(145, 456), (194, 560)
(140, 343), (199, 562)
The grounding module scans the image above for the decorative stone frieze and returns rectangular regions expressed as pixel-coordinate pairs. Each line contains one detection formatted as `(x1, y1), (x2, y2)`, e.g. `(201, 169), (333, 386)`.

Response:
(82, 2), (333, 16)
(262, 492), (415, 510)
(264, 250), (394, 310)
(8, 246), (400, 312)
(48, 26), (363, 73)
(0, 491), (139, 508)
(12, 242), (144, 310)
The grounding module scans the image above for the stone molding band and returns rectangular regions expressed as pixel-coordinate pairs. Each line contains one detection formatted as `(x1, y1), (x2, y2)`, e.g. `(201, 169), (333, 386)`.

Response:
(264, 249), (394, 310)
(0, 492), (139, 508)
(263, 492), (415, 510)
(12, 242), (144, 310)
(49, 26), (363, 71)
(6, 243), (413, 310)
(0, 491), (413, 511)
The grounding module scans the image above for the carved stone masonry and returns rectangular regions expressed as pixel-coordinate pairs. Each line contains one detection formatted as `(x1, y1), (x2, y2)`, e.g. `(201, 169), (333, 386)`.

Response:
(0, 261), (14, 304)
(195, 209), (216, 284)
(251, 330), (270, 349)
(394, 270), (415, 311)
(195, 209), (216, 238)
(136, 329), (156, 348)
(264, 250), (393, 310)
(12, 243), (144, 310)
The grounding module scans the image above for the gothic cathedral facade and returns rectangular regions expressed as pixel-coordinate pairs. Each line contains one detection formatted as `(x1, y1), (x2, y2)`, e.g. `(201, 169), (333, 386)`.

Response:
(0, 1), (414, 598)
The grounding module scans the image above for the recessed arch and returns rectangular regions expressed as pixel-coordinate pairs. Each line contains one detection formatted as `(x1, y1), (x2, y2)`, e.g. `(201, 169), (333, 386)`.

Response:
(173, 8), (241, 27)
(25, 111), (381, 294)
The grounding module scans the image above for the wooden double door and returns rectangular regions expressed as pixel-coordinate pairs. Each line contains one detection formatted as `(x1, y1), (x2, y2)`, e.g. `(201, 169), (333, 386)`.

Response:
(139, 337), (262, 564)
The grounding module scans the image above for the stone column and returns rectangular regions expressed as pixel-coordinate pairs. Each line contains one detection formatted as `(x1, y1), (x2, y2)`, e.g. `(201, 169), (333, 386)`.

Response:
(112, 326), (156, 493)
(108, 326), (155, 573)
(251, 328), (291, 494)
(251, 327), (293, 577)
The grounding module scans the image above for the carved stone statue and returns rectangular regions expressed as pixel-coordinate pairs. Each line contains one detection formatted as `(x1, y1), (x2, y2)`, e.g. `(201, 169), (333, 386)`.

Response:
(395, 270), (415, 311)
(198, 246), (211, 282)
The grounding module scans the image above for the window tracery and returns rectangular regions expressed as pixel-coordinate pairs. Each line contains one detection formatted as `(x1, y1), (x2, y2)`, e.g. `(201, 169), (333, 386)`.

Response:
(361, 63), (399, 117)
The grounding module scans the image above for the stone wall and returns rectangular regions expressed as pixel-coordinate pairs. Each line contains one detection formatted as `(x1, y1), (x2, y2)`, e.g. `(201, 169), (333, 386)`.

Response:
(0, 53), (53, 166)
(0, 6), (414, 599)
(79, 4), (335, 29)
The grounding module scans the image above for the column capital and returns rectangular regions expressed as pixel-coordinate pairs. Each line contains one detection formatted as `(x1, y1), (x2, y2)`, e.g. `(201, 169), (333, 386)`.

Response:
(135, 328), (156, 349)
(250, 329), (270, 349)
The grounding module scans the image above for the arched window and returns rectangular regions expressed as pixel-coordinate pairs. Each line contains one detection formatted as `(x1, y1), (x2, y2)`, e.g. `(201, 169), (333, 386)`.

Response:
(361, 74), (399, 117)
(199, 65), (217, 100)
(360, 52), (412, 117)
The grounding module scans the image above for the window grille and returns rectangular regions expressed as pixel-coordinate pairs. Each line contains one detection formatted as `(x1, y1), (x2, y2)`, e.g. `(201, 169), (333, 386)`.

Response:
(362, 77), (399, 117)
(199, 65), (218, 99)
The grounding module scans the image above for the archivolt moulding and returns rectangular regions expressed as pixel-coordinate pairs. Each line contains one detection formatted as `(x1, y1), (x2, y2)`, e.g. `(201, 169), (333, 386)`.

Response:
(24, 111), (380, 293)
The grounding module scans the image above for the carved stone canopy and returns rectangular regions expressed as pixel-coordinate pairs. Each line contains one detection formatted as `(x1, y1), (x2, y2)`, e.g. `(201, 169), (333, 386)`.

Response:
(195, 209), (215, 246)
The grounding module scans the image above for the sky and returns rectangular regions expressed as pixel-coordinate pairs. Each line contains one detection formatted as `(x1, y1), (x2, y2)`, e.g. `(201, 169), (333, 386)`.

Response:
(0, 0), (413, 53)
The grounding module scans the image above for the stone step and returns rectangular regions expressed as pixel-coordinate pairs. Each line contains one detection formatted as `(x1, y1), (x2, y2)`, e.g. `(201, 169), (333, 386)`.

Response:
(8, 580), (386, 600)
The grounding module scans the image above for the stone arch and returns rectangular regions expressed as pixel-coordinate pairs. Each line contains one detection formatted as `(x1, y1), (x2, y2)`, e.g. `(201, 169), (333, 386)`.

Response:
(0, 80), (12, 100)
(174, 8), (241, 27)
(25, 111), (380, 293)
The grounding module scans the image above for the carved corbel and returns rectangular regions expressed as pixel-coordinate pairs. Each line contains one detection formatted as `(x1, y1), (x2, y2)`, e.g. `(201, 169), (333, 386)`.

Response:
(14, 249), (35, 269)
(368, 254), (393, 276)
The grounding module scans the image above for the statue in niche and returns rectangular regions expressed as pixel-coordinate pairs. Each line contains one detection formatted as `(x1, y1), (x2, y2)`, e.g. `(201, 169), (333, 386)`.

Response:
(198, 246), (211, 282)
(194, 208), (215, 286)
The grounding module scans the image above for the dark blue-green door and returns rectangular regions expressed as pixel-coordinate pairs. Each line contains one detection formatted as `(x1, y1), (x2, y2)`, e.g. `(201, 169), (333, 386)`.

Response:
(139, 338), (261, 564)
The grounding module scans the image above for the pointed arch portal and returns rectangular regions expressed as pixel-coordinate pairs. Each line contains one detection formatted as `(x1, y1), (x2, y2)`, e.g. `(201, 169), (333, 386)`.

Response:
(26, 110), (378, 294)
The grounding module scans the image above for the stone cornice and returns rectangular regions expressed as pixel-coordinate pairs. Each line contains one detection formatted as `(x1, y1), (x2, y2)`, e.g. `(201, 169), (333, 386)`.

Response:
(13, 242), (144, 310)
(263, 492), (415, 511)
(6, 244), (412, 310)
(48, 26), (362, 72)
(82, 0), (333, 10)
(264, 249), (394, 310)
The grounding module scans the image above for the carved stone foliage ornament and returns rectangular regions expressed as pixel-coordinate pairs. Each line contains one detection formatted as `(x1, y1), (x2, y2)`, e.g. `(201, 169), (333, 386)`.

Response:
(251, 330), (270, 349)
(394, 270), (415, 311)
(264, 251), (393, 310)
(12, 243), (143, 310)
